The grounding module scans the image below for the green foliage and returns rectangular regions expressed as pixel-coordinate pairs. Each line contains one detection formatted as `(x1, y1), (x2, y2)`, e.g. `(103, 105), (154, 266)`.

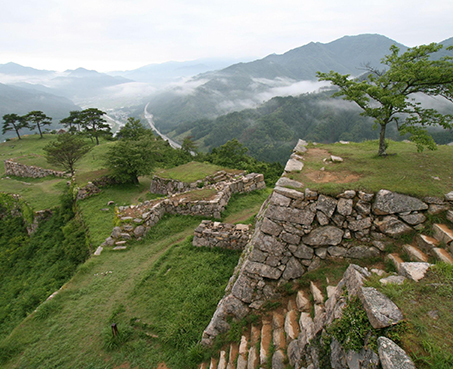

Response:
(116, 117), (150, 141)
(78, 108), (111, 145)
(0, 192), (90, 341)
(43, 133), (93, 175)
(318, 43), (453, 155)
(23, 111), (52, 139)
(2, 113), (27, 140)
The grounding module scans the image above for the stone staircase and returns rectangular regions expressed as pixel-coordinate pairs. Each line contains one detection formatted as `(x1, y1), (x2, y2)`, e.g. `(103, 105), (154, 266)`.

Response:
(198, 222), (453, 369)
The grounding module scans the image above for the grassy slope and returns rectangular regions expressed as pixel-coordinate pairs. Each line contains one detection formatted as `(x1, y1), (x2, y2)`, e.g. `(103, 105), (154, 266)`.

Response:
(289, 140), (453, 197)
(0, 188), (271, 369)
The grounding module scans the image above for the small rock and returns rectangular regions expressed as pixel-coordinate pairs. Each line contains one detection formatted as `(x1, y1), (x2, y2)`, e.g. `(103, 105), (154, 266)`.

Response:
(427, 310), (439, 320)
(399, 262), (431, 282)
(380, 275), (406, 285)
(331, 155), (343, 162)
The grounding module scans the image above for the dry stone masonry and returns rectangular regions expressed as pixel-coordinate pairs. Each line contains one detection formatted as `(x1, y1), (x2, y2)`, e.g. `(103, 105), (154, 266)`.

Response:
(101, 173), (265, 249)
(201, 139), (453, 346)
(4, 159), (66, 178)
(150, 170), (243, 195)
(193, 221), (251, 250)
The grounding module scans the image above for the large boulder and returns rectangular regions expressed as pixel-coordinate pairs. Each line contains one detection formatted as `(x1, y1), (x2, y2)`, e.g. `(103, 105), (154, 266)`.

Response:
(359, 287), (403, 328)
(373, 190), (428, 215)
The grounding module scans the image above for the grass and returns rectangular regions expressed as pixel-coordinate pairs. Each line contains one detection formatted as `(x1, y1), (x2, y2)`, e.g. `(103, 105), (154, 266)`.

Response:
(0, 215), (240, 369)
(154, 161), (242, 183)
(288, 140), (453, 197)
(366, 262), (453, 368)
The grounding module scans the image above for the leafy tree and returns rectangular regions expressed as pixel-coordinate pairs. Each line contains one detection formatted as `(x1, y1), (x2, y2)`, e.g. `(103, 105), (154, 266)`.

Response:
(60, 110), (82, 133)
(209, 138), (250, 167)
(79, 108), (111, 145)
(2, 113), (28, 140)
(116, 117), (149, 140)
(181, 136), (198, 154)
(24, 111), (52, 138)
(43, 133), (92, 176)
(105, 136), (160, 184)
(317, 43), (453, 156)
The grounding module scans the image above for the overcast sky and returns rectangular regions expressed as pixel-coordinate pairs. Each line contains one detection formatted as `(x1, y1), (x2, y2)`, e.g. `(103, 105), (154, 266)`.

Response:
(1, 0), (452, 72)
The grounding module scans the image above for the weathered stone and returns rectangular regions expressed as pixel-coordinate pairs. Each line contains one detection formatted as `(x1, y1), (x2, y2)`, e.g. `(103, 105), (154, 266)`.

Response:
(399, 262), (431, 282)
(296, 290), (310, 311)
(447, 210), (453, 223)
(331, 155), (343, 162)
(303, 226), (344, 246)
(280, 231), (301, 245)
(288, 243), (314, 259)
(305, 188), (318, 200)
(310, 281), (324, 304)
(315, 247), (327, 259)
(255, 233), (286, 256)
(422, 196), (444, 205)
(359, 287), (403, 328)
(355, 200), (371, 215)
(373, 189), (428, 215)
(337, 190), (356, 199)
(104, 237), (115, 246)
(428, 204), (450, 215)
(346, 349), (379, 369)
(243, 261), (283, 279)
(403, 244), (428, 262)
(433, 223), (453, 244)
(266, 205), (316, 225)
(285, 158), (304, 172)
(372, 240), (386, 251)
(282, 257), (305, 280)
(134, 225), (145, 237)
(94, 246), (103, 256)
(399, 212), (426, 225)
(299, 312), (315, 345)
(328, 246), (347, 257)
(271, 350), (286, 369)
(232, 274), (255, 303)
(274, 186), (305, 200)
(270, 191), (292, 207)
(111, 226), (122, 238)
(375, 216), (413, 237)
(261, 217), (283, 236)
(445, 191), (453, 201)
(358, 191), (374, 202)
(276, 177), (303, 188)
(316, 194), (337, 218)
(316, 211), (330, 226)
(250, 248), (267, 263)
(380, 275), (407, 285)
(378, 337), (415, 369)
(287, 339), (303, 368)
(342, 264), (371, 298)
(308, 257), (322, 272)
(348, 217), (372, 232)
(330, 338), (347, 369)
(284, 309), (299, 341)
(346, 246), (380, 259)
(337, 198), (353, 216)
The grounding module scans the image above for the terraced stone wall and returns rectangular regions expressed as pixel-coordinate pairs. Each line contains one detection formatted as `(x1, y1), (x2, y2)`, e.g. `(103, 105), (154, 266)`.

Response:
(4, 159), (66, 178)
(201, 139), (453, 346)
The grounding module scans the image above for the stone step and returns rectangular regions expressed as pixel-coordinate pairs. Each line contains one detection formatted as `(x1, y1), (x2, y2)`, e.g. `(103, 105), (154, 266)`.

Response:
(284, 309), (300, 342)
(236, 335), (248, 369)
(299, 312), (315, 346)
(386, 253), (404, 273)
(260, 318), (272, 366)
(272, 311), (286, 350)
(247, 325), (260, 369)
(199, 362), (208, 369)
(272, 349), (286, 369)
(433, 224), (453, 245)
(403, 244), (429, 262)
(433, 248), (453, 264)
(209, 357), (218, 369)
(226, 343), (238, 369)
(416, 234), (440, 253)
(218, 350), (227, 369)
(447, 210), (453, 223)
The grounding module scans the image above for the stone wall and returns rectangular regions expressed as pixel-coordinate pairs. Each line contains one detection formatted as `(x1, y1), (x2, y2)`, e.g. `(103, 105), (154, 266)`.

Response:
(201, 139), (453, 346)
(193, 221), (251, 250)
(150, 170), (244, 195)
(4, 159), (66, 178)
(103, 173), (266, 247)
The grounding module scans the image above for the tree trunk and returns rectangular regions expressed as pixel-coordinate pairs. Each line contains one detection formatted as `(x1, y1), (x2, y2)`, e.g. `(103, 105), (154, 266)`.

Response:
(15, 128), (21, 140)
(378, 124), (387, 156)
(38, 124), (43, 138)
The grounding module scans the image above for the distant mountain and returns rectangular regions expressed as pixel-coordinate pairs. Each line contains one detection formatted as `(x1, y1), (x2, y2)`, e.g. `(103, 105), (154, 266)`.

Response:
(0, 62), (54, 77)
(110, 58), (250, 85)
(0, 83), (80, 139)
(144, 34), (418, 132)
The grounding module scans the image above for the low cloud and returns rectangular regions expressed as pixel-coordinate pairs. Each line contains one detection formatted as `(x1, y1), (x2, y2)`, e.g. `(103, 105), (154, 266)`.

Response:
(256, 79), (331, 102)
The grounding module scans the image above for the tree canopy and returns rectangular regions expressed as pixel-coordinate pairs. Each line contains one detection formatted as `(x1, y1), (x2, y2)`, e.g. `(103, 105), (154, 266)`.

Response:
(317, 43), (453, 155)
(24, 111), (52, 138)
(2, 113), (27, 140)
(43, 133), (92, 176)
(116, 117), (149, 140)
(78, 108), (110, 145)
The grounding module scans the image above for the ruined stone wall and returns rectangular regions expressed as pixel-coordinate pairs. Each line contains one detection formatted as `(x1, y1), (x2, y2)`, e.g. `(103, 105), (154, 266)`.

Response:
(150, 170), (244, 195)
(201, 139), (453, 346)
(4, 159), (66, 178)
(193, 221), (251, 250)
(103, 173), (265, 247)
